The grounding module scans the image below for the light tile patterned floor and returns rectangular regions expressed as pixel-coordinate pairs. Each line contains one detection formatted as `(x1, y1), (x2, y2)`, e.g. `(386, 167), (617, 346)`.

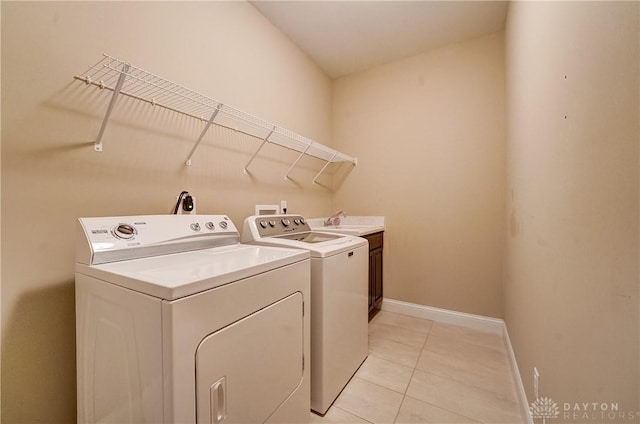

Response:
(310, 311), (525, 424)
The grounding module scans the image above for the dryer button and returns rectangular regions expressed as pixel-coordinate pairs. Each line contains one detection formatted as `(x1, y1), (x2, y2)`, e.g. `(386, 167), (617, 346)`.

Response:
(205, 222), (215, 230)
(190, 223), (201, 231)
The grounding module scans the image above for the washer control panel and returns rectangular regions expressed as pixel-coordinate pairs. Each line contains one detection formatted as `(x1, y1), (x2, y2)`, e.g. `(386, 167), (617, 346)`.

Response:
(77, 215), (238, 265)
(253, 214), (310, 237)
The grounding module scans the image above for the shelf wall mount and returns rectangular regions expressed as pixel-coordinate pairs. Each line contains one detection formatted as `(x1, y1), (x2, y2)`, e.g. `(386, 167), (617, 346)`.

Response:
(86, 62), (130, 152)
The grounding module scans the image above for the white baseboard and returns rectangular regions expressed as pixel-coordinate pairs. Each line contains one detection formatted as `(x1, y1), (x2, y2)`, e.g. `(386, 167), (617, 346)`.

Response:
(502, 321), (535, 424)
(381, 298), (504, 334)
(380, 298), (533, 423)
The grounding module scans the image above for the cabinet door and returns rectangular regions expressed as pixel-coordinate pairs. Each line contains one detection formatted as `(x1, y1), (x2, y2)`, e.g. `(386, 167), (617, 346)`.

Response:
(366, 232), (384, 318)
(368, 249), (375, 312)
(372, 247), (383, 305)
(195, 292), (304, 424)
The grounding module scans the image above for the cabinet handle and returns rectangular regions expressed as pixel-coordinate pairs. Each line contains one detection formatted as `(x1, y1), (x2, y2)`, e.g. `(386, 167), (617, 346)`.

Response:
(348, 251), (354, 257)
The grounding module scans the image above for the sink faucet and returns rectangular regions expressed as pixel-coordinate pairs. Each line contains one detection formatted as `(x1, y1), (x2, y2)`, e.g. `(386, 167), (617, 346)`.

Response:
(324, 211), (346, 226)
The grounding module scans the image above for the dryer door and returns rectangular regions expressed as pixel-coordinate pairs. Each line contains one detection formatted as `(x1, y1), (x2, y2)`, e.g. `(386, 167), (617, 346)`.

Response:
(195, 292), (304, 424)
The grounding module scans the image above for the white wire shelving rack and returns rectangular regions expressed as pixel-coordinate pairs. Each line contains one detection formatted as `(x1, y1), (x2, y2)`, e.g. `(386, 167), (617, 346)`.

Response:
(74, 54), (357, 182)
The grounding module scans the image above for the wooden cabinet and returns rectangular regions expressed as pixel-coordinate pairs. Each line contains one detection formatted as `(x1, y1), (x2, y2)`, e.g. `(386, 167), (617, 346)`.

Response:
(365, 232), (384, 320)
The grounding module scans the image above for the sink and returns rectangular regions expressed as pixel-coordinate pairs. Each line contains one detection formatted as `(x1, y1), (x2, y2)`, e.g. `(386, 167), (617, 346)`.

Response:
(315, 226), (383, 236)
(308, 218), (385, 236)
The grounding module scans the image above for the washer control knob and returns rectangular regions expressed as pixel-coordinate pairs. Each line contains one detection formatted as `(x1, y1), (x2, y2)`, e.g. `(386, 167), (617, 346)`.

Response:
(259, 221), (268, 229)
(300, 217), (306, 225)
(269, 220), (276, 227)
(294, 218), (301, 225)
(281, 218), (290, 227)
(219, 221), (228, 230)
(114, 224), (136, 239)
(205, 222), (215, 230)
(190, 223), (201, 231)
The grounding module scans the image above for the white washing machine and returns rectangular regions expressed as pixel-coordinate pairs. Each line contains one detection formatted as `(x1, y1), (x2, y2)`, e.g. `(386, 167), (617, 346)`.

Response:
(241, 214), (368, 415)
(75, 214), (310, 424)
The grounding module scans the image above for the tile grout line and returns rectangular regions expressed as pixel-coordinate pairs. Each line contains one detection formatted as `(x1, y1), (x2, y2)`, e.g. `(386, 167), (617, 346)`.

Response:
(416, 355), (520, 402)
(392, 319), (515, 424)
(395, 320), (481, 423)
(331, 404), (376, 424)
(405, 322), (480, 422)
(369, 321), (433, 349)
(332, 316), (429, 423)
(338, 313), (519, 424)
(420, 327), (521, 403)
(390, 321), (434, 423)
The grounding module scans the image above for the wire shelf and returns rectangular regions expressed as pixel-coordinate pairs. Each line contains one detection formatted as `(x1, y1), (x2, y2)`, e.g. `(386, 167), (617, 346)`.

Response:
(74, 54), (357, 180)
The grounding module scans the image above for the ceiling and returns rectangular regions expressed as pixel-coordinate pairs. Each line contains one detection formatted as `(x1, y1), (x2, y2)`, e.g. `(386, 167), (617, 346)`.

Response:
(251, 1), (509, 78)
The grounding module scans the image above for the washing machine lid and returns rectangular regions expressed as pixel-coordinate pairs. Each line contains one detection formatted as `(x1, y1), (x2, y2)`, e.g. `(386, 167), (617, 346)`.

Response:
(241, 214), (368, 257)
(75, 244), (309, 300)
(275, 231), (343, 244)
(244, 234), (366, 258)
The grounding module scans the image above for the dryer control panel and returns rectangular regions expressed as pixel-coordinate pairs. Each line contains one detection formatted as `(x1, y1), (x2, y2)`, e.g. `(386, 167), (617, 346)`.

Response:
(77, 215), (238, 265)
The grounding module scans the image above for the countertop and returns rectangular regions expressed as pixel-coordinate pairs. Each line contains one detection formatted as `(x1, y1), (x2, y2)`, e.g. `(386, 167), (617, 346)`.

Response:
(307, 216), (385, 236)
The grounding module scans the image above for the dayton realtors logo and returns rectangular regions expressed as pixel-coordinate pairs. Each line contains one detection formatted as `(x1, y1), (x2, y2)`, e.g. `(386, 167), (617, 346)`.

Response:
(563, 402), (640, 422)
(530, 397), (560, 424)
(530, 398), (640, 423)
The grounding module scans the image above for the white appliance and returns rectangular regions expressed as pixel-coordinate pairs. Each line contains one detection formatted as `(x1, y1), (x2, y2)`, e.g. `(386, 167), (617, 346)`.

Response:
(241, 214), (368, 415)
(75, 214), (311, 424)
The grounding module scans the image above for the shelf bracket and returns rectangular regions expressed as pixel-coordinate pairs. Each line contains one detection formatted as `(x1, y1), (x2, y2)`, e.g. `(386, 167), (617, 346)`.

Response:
(185, 104), (223, 166)
(94, 62), (130, 151)
(312, 151), (338, 184)
(243, 126), (276, 174)
(284, 143), (312, 180)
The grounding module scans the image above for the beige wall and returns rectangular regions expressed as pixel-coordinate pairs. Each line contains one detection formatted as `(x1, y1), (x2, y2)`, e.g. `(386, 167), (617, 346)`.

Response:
(1, 2), (334, 422)
(4, 1), (638, 422)
(504, 0), (639, 415)
(0, 2), (3, 417)
(332, 32), (506, 318)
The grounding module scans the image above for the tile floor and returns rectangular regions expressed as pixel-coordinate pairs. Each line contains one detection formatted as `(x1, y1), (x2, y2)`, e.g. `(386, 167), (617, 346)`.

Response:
(310, 311), (525, 424)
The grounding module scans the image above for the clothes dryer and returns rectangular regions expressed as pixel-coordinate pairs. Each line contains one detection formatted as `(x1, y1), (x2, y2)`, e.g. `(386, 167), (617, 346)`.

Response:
(75, 214), (310, 424)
